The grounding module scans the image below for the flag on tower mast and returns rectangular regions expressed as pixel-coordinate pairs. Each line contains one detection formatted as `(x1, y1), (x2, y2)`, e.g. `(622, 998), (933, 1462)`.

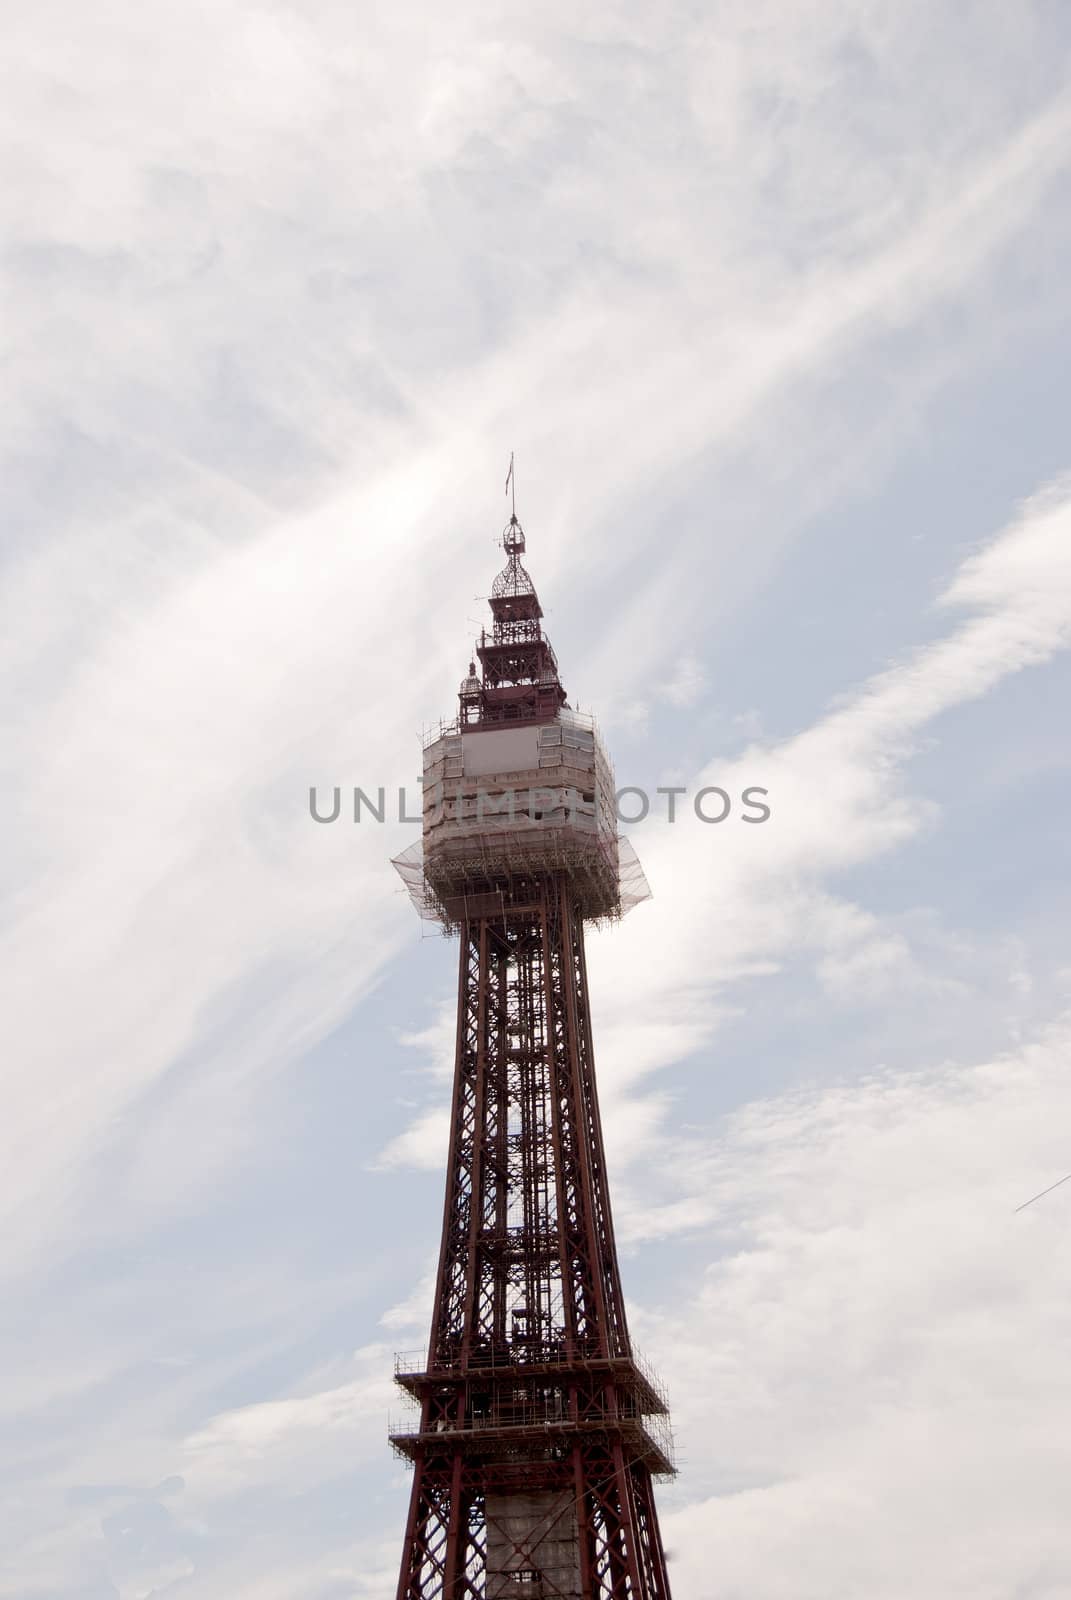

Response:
(505, 450), (515, 517)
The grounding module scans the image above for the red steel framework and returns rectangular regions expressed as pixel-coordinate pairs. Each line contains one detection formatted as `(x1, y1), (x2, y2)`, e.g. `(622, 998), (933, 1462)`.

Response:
(391, 511), (674, 1599)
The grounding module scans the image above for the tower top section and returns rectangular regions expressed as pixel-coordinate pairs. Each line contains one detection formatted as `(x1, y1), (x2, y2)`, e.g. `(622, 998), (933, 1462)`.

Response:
(462, 515), (566, 730)
(393, 494), (651, 930)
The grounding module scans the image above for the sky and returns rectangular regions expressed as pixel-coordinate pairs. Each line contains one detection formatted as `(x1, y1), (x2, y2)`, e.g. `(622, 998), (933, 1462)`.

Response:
(3, 2), (1071, 1596)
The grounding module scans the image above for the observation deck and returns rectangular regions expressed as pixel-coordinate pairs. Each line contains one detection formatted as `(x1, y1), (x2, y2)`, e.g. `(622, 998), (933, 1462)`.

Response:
(394, 711), (650, 928)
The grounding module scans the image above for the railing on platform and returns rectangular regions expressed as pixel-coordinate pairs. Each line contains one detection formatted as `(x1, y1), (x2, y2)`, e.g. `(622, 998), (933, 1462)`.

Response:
(422, 708), (600, 750)
(392, 1339), (671, 1415)
(387, 1398), (675, 1475)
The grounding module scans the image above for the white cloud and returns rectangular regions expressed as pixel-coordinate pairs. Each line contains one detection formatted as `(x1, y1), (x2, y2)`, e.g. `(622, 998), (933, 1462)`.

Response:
(585, 477), (1071, 1119)
(182, 1345), (393, 1498)
(649, 1020), (1071, 1598)
(380, 1271), (439, 1335)
(375, 1107), (451, 1173)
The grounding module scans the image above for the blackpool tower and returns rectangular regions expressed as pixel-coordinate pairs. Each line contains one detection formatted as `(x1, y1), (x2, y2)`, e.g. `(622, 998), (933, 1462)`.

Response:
(391, 505), (674, 1598)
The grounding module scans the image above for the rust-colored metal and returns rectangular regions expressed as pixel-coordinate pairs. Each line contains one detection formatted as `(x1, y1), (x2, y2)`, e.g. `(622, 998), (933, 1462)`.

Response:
(392, 511), (673, 1598)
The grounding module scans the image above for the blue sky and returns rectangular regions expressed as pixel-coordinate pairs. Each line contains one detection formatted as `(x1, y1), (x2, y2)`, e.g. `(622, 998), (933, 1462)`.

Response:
(4, 4), (1071, 1596)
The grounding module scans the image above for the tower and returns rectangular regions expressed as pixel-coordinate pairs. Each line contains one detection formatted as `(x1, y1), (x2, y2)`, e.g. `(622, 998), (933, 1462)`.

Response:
(391, 509), (674, 1599)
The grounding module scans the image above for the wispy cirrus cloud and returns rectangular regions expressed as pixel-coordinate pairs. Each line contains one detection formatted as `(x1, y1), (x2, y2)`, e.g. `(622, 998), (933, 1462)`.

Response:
(9, 11), (1064, 1278)
(585, 478), (1071, 1140)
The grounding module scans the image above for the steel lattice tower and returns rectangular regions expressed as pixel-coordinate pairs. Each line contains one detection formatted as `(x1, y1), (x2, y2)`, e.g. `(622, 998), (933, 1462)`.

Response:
(391, 510), (674, 1599)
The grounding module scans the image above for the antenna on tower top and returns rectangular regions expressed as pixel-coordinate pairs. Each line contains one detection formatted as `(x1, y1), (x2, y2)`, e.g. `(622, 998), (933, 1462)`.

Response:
(505, 450), (516, 522)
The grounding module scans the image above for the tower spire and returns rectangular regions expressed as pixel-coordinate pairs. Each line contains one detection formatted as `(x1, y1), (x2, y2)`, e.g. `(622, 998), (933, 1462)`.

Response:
(457, 507), (566, 728)
(505, 448), (516, 521)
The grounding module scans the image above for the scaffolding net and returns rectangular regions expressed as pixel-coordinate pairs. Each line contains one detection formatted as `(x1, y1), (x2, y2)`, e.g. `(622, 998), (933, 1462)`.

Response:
(392, 833), (651, 931)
